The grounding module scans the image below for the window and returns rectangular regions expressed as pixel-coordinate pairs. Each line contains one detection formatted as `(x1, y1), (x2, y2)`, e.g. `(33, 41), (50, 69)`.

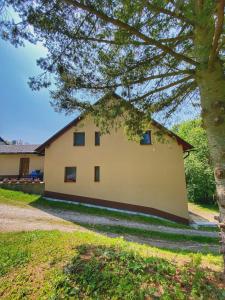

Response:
(94, 166), (100, 182)
(74, 132), (85, 146)
(65, 167), (76, 182)
(140, 130), (151, 145)
(95, 131), (100, 146)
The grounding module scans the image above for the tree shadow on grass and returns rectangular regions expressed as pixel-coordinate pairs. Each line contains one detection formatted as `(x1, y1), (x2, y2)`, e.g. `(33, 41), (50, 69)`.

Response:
(52, 244), (224, 300)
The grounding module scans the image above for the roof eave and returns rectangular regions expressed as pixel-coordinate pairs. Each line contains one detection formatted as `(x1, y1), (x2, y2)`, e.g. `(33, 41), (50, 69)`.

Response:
(151, 119), (193, 152)
(0, 152), (38, 155)
(35, 93), (194, 153)
(35, 117), (83, 154)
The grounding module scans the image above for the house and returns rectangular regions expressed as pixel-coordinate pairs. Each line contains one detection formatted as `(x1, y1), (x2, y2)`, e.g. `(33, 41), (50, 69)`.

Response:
(36, 94), (193, 224)
(0, 144), (44, 179)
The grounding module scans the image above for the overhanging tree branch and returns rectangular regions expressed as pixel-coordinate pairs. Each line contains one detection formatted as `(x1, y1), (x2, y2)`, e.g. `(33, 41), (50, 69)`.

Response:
(65, 33), (192, 45)
(64, 0), (198, 66)
(67, 70), (195, 90)
(144, 1), (195, 26)
(150, 81), (197, 112)
(208, 0), (225, 67)
(116, 52), (165, 76)
(158, 33), (193, 43)
(131, 75), (195, 101)
(65, 34), (149, 45)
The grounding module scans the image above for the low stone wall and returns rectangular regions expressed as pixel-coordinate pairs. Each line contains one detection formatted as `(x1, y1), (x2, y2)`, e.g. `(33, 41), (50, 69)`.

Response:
(0, 182), (45, 195)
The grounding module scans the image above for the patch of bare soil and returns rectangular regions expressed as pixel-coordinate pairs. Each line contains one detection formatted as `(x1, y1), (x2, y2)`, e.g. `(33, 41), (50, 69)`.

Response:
(188, 203), (218, 224)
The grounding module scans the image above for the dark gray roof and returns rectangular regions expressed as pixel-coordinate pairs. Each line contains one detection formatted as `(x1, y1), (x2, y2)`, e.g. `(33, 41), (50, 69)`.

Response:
(0, 144), (40, 154)
(0, 137), (8, 145)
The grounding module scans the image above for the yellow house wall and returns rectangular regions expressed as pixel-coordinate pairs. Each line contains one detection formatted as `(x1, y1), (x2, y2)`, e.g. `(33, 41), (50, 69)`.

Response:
(0, 154), (44, 176)
(44, 117), (189, 220)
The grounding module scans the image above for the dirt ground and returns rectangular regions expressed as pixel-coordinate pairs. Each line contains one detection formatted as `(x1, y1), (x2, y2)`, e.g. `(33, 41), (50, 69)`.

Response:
(188, 203), (218, 224)
(0, 202), (218, 252)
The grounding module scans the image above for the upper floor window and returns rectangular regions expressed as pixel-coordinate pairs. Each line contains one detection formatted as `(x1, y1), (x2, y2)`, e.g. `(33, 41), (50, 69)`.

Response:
(74, 132), (85, 146)
(95, 132), (100, 146)
(65, 167), (76, 182)
(140, 130), (151, 145)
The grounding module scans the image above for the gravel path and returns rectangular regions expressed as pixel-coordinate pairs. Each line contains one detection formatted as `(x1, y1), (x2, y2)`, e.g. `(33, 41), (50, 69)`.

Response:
(105, 232), (219, 253)
(0, 203), (218, 252)
(34, 204), (218, 238)
(0, 203), (218, 237)
(0, 203), (86, 233)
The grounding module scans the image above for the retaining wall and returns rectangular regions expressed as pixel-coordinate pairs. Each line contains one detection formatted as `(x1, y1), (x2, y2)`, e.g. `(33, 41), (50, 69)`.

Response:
(0, 182), (45, 195)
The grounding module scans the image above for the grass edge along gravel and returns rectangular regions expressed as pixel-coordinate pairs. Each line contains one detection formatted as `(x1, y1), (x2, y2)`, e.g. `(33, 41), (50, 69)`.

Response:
(0, 230), (224, 299)
(0, 188), (218, 232)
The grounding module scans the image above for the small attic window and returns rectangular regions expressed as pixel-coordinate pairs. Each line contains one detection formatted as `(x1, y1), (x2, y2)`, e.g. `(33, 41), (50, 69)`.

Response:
(140, 130), (152, 145)
(74, 132), (85, 146)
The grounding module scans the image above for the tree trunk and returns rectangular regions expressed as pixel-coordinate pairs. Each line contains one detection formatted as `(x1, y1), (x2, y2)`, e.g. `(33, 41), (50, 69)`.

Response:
(197, 61), (225, 276)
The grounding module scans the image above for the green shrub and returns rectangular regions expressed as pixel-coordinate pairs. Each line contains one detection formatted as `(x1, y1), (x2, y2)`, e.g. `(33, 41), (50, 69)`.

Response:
(173, 119), (215, 204)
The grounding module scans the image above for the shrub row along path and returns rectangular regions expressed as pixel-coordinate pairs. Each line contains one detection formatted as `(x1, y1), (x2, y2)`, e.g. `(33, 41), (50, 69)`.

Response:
(0, 202), (218, 252)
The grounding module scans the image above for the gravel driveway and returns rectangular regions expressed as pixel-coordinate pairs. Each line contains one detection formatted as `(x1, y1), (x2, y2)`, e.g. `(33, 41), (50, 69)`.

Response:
(0, 202), (218, 252)
(0, 203), (86, 232)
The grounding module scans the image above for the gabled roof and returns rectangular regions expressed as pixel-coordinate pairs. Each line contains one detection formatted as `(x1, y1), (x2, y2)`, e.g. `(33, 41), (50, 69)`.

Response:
(0, 137), (8, 145)
(36, 93), (193, 154)
(0, 144), (40, 154)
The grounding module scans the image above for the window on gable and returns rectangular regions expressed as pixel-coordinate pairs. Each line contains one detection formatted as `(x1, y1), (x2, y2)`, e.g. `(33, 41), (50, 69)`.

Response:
(65, 167), (76, 182)
(95, 132), (100, 146)
(94, 166), (100, 182)
(140, 130), (152, 145)
(74, 132), (85, 146)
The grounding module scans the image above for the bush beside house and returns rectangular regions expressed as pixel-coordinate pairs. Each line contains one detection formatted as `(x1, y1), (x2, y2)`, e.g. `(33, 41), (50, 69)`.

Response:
(173, 119), (215, 204)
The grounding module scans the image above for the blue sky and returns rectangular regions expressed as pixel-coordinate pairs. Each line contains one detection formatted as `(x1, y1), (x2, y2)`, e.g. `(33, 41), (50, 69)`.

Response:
(0, 39), (200, 145)
(0, 40), (75, 144)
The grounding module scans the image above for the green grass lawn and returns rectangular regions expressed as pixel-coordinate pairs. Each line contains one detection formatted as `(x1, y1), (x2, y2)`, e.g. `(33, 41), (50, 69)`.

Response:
(189, 202), (219, 213)
(84, 223), (219, 245)
(0, 188), (224, 299)
(0, 230), (224, 300)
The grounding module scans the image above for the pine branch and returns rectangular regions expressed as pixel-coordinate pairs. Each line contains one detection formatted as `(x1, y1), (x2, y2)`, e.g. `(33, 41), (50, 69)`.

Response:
(68, 33), (192, 45)
(208, 0), (225, 67)
(69, 70), (195, 90)
(121, 28), (193, 75)
(118, 53), (165, 75)
(164, 91), (191, 119)
(64, 0), (198, 66)
(66, 35), (149, 45)
(150, 81), (197, 112)
(159, 33), (193, 43)
(131, 75), (195, 101)
(144, 1), (195, 25)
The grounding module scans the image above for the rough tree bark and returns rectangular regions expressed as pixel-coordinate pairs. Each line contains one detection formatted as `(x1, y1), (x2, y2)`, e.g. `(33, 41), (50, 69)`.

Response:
(194, 0), (225, 276)
(197, 61), (225, 275)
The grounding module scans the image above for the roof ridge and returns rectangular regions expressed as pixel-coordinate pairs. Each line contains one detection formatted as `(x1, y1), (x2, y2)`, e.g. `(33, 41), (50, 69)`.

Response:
(0, 144), (41, 154)
(36, 93), (193, 153)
